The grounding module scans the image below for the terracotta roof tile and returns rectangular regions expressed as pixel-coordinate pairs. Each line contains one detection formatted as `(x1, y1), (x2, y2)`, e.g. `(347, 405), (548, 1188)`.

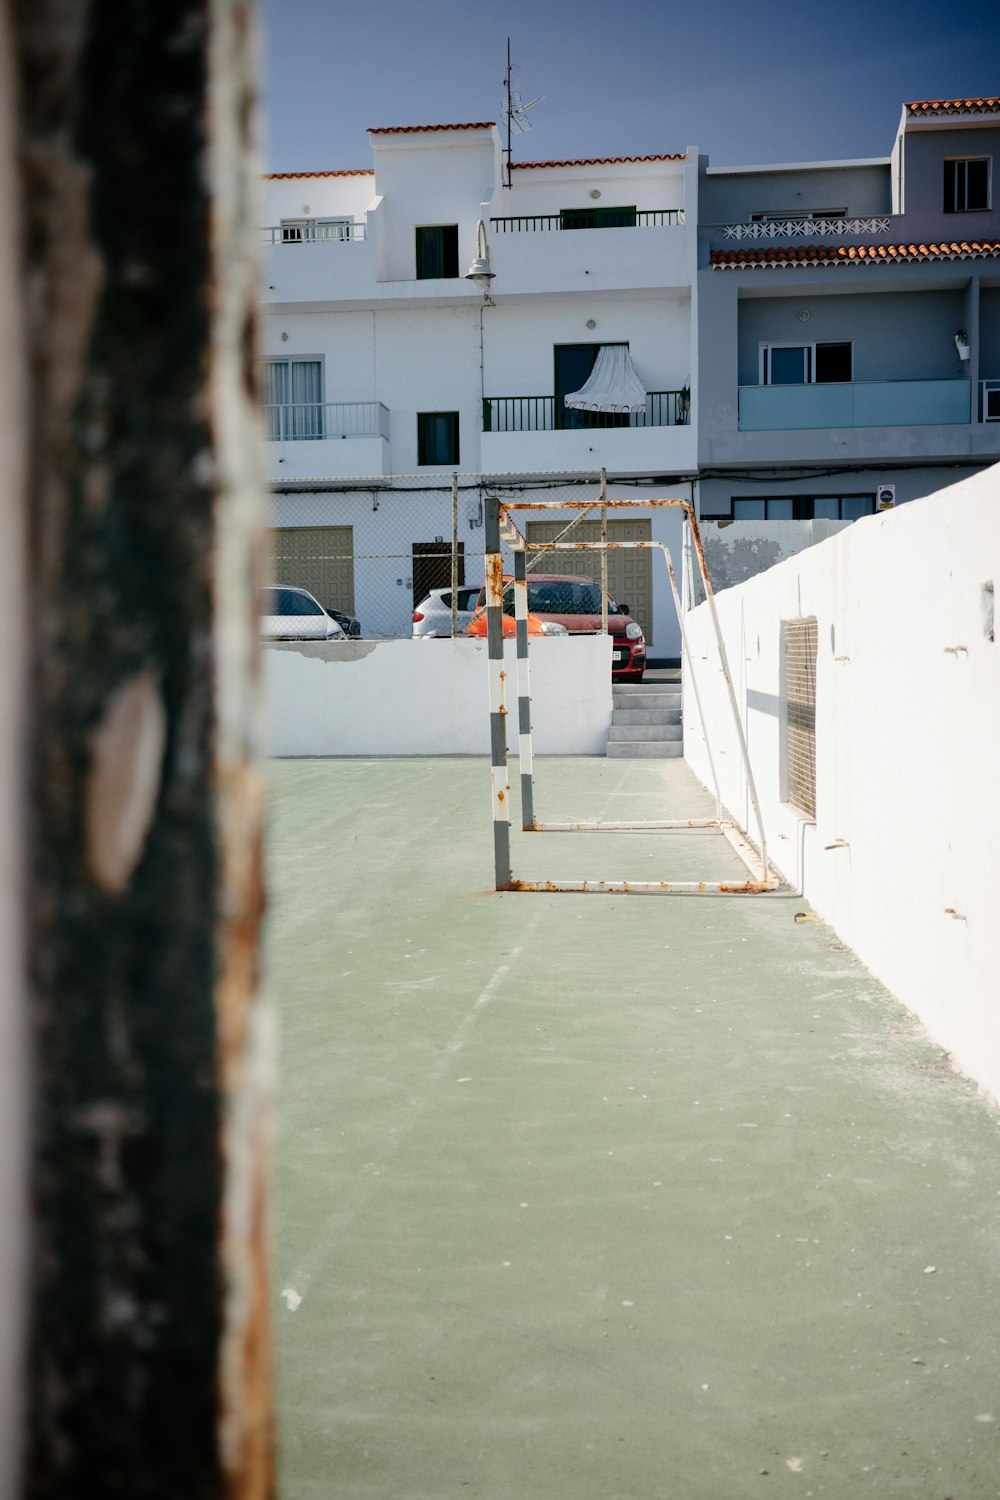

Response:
(711, 240), (1000, 268)
(265, 169), (373, 179)
(367, 122), (495, 135)
(512, 153), (685, 169)
(905, 96), (1000, 116)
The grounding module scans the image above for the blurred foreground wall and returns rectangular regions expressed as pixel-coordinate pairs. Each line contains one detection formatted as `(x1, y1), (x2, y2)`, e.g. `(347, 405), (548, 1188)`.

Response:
(0, 3), (272, 1495)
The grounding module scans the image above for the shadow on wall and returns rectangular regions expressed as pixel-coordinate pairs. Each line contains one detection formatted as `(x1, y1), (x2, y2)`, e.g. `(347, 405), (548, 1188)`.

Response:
(697, 520), (851, 599)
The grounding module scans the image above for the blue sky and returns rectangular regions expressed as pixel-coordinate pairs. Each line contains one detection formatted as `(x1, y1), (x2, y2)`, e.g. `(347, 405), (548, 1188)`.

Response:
(260, 0), (999, 174)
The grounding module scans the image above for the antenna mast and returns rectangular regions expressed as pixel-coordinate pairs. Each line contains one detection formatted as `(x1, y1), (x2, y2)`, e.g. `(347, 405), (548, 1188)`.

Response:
(502, 40), (541, 190)
(504, 37), (512, 190)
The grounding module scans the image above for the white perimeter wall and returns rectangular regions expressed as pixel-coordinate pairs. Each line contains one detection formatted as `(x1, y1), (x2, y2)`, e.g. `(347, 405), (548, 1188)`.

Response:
(683, 466), (1000, 1100)
(266, 636), (613, 756)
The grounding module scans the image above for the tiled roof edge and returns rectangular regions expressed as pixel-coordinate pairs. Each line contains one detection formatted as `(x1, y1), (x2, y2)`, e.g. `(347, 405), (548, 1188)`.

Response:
(367, 122), (495, 135)
(265, 169), (374, 179)
(513, 153), (686, 169)
(711, 240), (1000, 268)
(905, 96), (1000, 115)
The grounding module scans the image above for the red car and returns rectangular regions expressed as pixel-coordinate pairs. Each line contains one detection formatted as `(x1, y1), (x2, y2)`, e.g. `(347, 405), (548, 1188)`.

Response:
(467, 573), (646, 681)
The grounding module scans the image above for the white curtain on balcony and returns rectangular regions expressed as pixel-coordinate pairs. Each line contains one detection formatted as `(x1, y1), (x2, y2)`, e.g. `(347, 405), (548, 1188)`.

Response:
(564, 344), (647, 414)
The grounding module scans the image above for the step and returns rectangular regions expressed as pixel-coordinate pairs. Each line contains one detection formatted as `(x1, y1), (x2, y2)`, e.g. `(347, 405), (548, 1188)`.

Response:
(607, 740), (684, 759)
(611, 708), (682, 727)
(608, 722), (683, 742)
(612, 690), (680, 711)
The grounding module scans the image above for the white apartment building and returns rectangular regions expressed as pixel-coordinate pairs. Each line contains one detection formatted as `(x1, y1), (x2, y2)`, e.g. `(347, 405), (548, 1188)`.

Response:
(261, 122), (698, 655)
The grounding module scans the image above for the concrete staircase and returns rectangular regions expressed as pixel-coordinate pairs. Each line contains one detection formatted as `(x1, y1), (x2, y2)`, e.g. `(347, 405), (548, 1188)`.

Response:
(607, 671), (682, 758)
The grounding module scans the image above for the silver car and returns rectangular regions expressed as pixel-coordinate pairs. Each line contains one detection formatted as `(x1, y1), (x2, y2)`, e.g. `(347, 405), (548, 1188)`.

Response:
(412, 584), (483, 638)
(261, 585), (345, 641)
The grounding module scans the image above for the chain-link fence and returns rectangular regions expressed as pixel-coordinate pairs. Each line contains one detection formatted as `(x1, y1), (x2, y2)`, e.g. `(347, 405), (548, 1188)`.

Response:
(267, 472), (673, 644)
(268, 477), (494, 639)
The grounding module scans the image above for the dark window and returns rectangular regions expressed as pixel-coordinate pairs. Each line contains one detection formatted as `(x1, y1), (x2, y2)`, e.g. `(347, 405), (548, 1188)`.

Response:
(814, 342), (853, 383)
(415, 225), (459, 278)
(944, 158), (990, 213)
(554, 343), (629, 430)
(732, 495), (875, 520)
(559, 205), (637, 230)
(761, 343), (852, 385)
(417, 411), (460, 465)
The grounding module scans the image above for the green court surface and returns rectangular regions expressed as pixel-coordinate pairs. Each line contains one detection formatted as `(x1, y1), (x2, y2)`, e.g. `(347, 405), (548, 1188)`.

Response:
(268, 756), (1000, 1499)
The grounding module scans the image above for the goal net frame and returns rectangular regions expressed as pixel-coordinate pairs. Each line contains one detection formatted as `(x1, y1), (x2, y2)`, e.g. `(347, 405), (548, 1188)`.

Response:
(483, 489), (779, 895)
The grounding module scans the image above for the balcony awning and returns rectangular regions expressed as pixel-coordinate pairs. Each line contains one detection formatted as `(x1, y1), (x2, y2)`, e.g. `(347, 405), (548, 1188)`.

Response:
(564, 344), (647, 414)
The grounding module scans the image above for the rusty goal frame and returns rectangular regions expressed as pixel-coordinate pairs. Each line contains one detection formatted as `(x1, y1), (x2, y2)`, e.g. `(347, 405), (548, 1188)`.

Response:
(483, 490), (779, 895)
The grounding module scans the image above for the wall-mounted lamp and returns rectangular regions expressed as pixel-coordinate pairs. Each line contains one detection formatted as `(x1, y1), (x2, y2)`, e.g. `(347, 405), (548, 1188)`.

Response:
(464, 218), (495, 291)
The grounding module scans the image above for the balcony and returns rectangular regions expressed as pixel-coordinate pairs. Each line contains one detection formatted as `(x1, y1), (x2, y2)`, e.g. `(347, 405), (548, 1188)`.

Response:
(490, 209), (684, 232)
(259, 222), (367, 245)
(738, 379), (971, 432)
(487, 215), (690, 296)
(483, 391), (689, 432)
(719, 215), (890, 242)
(263, 402), (390, 480)
(479, 390), (696, 474)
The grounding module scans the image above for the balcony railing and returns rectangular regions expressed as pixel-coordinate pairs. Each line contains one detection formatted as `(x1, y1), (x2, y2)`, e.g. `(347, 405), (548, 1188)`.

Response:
(259, 222), (366, 245)
(721, 216), (891, 241)
(483, 391), (690, 432)
(490, 209), (684, 233)
(262, 402), (389, 441)
(738, 379), (970, 432)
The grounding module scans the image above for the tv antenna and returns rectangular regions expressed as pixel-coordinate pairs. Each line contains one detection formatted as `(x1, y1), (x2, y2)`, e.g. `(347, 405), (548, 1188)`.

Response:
(502, 38), (542, 189)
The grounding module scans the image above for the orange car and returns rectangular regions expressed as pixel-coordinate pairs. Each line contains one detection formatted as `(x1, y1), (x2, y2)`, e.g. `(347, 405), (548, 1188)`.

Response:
(466, 573), (646, 681)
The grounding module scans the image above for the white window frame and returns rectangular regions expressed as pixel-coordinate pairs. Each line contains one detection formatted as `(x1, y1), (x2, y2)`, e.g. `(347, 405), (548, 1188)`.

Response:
(943, 156), (991, 213)
(759, 341), (853, 385)
(261, 356), (325, 440)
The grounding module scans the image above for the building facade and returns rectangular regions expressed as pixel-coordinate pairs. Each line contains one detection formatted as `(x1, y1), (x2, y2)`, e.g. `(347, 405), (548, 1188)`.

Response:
(260, 99), (1000, 658)
(698, 96), (1000, 519)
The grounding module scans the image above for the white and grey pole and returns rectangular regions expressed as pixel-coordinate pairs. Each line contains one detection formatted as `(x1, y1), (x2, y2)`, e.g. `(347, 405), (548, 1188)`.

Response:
(485, 496), (512, 888)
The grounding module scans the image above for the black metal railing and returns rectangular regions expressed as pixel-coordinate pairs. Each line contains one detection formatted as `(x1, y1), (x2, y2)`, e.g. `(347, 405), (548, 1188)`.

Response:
(482, 390), (690, 432)
(489, 209), (684, 233)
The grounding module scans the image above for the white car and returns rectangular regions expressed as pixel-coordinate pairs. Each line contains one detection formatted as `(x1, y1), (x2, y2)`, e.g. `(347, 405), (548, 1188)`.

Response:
(261, 585), (346, 641)
(412, 585), (483, 638)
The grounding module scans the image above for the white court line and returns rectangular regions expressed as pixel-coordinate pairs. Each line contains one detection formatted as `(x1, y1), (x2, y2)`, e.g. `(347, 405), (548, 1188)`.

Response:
(285, 904), (547, 1300)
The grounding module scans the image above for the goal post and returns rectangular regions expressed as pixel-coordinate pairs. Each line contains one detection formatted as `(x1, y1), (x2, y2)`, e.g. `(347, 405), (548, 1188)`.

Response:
(484, 490), (779, 895)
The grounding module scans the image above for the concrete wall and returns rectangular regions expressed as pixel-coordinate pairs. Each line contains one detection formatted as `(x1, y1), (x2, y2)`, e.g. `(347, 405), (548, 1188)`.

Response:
(700, 161), (890, 227)
(902, 124), (1000, 232)
(370, 130), (501, 283)
(697, 464), (987, 520)
(682, 465), (1000, 1100)
(262, 172), (374, 226)
(265, 636), (613, 756)
(697, 519), (850, 592)
(737, 289), (968, 385)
